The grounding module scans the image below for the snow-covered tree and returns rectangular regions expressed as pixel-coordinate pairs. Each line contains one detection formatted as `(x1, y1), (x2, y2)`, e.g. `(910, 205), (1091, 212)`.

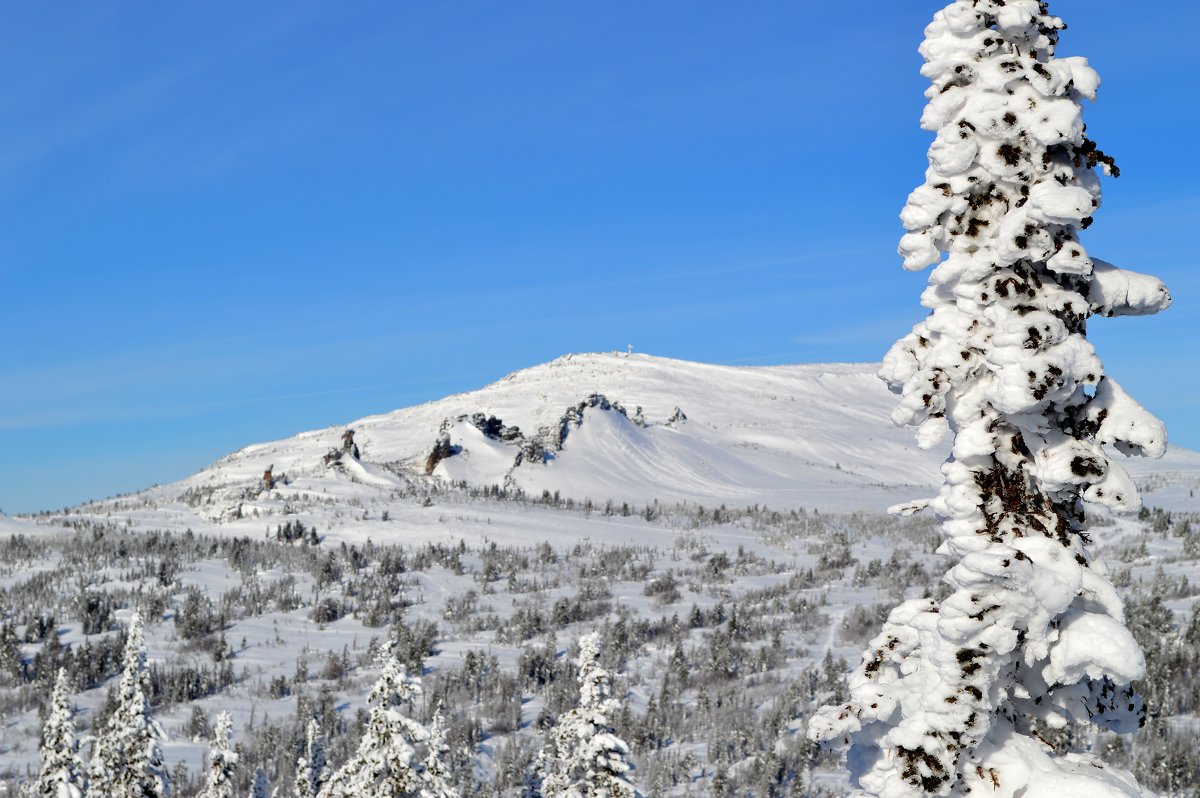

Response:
(295, 718), (331, 798)
(318, 642), (439, 798)
(199, 711), (238, 798)
(248, 767), (270, 798)
(420, 706), (457, 798)
(36, 669), (86, 798)
(539, 633), (641, 798)
(88, 613), (169, 798)
(521, 750), (547, 798)
(810, 3), (1169, 798)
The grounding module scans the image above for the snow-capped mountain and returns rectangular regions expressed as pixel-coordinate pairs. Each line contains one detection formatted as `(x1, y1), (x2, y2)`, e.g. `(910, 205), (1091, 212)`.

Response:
(108, 352), (1199, 525)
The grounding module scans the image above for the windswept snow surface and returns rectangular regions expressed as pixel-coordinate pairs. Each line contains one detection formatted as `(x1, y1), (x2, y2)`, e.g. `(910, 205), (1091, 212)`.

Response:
(86, 353), (1199, 535)
(218, 353), (941, 505)
(0, 513), (43, 538)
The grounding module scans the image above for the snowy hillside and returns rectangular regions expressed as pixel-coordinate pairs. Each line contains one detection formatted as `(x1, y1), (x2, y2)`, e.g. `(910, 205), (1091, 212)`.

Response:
(0, 513), (40, 538)
(6, 354), (1199, 795)
(109, 352), (1200, 527)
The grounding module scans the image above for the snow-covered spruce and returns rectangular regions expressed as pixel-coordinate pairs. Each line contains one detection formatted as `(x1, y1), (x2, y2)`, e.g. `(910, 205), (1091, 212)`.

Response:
(295, 718), (331, 798)
(317, 642), (456, 798)
(539, 632), (642, 798)
(809, 3), (1169, 798)
(199, 711), (238, 798)
(248, 767), (270, 798)
(36, 669), (86, 798)
(88, 613), (169, 798)
(421, 707), (457, 798)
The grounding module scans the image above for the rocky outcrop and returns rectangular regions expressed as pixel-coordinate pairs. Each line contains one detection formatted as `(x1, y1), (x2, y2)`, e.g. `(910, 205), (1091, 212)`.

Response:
(458, 413), (525, 443)
(424, 432), (458, 475)
(425, 394), (662, 472)
(518, 394), (632, 465)
(341, 429), (360, 460)
(323, 429), (361, 468)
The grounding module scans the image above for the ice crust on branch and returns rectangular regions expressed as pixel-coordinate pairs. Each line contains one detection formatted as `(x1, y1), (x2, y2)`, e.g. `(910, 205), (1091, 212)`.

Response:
(811, 2), (1169, 797)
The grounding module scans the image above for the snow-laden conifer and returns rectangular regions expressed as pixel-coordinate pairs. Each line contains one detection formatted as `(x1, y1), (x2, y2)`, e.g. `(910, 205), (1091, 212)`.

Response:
(248, 767), (270, 798)
(421, 706), (457, 798)
(295, 718), (331, 798)
(540, 632), (641, 798)
(199, 711), (238, 798)
(35, 669), (86, 798)
(810, 3), (1169, 797)
(318, 642), (447, 798)
(521, 750), (547, 798)
(88, 613), (169, 798)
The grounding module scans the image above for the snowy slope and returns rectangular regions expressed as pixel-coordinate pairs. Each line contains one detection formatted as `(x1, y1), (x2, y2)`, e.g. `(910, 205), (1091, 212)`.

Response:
(110, 352), (1200, 520)
(8, 354), (1197, 793)
(127, 354), (941, 514)
(0, 513), (42, 538)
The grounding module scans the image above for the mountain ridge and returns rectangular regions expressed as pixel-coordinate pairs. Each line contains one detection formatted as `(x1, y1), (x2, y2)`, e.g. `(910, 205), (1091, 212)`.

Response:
(77, 352), (1199, 525)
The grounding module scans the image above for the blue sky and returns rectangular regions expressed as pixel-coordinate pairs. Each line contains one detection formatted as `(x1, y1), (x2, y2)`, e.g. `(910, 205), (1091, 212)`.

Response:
(2, 1), (1196, 514)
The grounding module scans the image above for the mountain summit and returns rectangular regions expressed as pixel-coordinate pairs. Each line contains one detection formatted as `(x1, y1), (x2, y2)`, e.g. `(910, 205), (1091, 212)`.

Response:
(89, 353), (1199, 531)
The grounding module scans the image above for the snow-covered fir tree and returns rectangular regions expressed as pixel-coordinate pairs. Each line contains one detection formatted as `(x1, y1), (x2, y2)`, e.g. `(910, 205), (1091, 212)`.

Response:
(521, 750), (547, 798)
(295, 718), (331, 798)
(35, 669), (86, 798)
(88, 613), (169, 798)
(318, 642), (443, 798)
(198, 711), (238, 798)
(810, 3), (1170, 798)
(248, 767), (270, 798)
(421, 706), (457, 798)
(540, 632), (641, 798)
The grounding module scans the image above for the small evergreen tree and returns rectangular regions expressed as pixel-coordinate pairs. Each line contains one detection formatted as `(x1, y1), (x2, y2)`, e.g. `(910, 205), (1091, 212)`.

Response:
(248, 767), (270, 798)
(539, 633), (641, 798)
(295, 718), (331, 798)
(88, 613), (169, 798)
(521, 750), (547, 798)
(810, 2), (1169, 797)
(35, 669), (86, 798)
(198, 711), (238, 798)
(421, 706), (457, 798)
(318, 642), (436, 797)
